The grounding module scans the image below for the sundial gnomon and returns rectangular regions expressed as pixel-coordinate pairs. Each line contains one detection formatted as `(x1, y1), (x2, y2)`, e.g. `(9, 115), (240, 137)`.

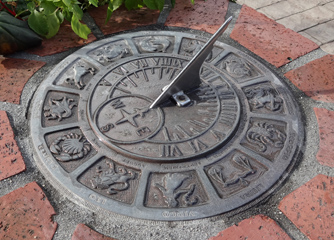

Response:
(30, 18), (303, 220)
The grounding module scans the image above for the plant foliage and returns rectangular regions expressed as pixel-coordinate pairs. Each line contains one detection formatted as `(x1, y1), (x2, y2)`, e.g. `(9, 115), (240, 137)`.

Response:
(0, 0), (237, 40)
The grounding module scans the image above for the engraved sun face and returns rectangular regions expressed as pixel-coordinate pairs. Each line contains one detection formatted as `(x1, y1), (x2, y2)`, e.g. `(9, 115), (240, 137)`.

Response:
(89, 56), (240, 161)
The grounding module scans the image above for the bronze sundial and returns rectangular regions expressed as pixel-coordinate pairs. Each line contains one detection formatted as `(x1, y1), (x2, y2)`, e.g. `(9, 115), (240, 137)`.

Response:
(30, 18), (303, 220)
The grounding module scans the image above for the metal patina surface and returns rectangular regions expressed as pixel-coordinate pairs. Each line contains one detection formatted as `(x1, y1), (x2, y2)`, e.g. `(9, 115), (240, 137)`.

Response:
(30, 31), (303, 221)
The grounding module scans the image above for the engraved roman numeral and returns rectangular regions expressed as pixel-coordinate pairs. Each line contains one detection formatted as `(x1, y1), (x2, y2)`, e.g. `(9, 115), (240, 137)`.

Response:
(188, 139), (208, 153)
(188, 119), (209, 129)
(219, 113), (236, 126)
(130, 59), (148, 68)
(152, 57), (184, 68)
(210, 129), (226, 141)
(160, 144), (183, 157)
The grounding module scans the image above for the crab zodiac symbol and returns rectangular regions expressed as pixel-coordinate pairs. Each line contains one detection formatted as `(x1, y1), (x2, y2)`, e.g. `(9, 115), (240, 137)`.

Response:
(50, 133), (91, 161)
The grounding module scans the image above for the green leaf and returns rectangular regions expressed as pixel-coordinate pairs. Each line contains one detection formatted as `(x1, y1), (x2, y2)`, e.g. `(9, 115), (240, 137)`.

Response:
(56, 10), (64, 24)
(171, 0), (175, 7)
(40, 1), (57, 15)
(71, 15), (91, 39)
(71, 4), (83, 19)
(28, 9), (60, 39)
(45, 11), (60, 38)
(63, 9), (72, 22)
(125, 0), (143, 10)
(28, 9), (49, 37)
(190, 0), (194, 4)
(27, 2), (36, 12)
(114, 0), (124, 10)
(105, 0), (113, 24)
(143, 0), (164, 11)
(88, 0), (99, 7)
(62, 0), (72, 7)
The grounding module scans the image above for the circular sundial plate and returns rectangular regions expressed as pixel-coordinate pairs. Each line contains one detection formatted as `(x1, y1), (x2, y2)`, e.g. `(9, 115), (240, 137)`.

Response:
(30, 31), (303, 221)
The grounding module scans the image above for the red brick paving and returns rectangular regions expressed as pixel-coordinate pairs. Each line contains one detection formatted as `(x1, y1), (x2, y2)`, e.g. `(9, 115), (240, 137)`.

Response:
(279, 174), (334, 240)
(0, 57), (45, 104)
(26, 21), (96, 57)
(0, 182), (57, 240)
(230, 5), (319, 68)
(314, 108), (334, 167)
(89, 5), (160, 36)
(0, 111), (26, 181)
(208, 214), (291, 240)
(285, 55), (334, 103)
(72, 224), (117, 240)
(165, 0), (229, 34)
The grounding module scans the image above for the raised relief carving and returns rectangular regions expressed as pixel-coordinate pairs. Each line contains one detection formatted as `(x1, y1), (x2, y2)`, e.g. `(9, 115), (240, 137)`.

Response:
(66, 65), (95, 89)
(208, 154), (256, 187)
(222, 55), (251, 78)
(44, 97), (77, 121)
(247, 122), (286, 152)
(94, 44), (129, 63)
(155, 173), (198, 208)
(50, 132), (91, 161)
(91, 159), (136, 194)
(183, 40), (213, 61)
(245, 87), (283, 111)
(138, 36), (171, 53)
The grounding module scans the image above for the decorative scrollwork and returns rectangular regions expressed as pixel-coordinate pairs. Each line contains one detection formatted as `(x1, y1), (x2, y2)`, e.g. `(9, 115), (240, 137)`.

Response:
(91, 160), (136, 194)
(50, 133), (91, 161)
(247, 122), (286, 152)
(155, 173), (198, 208)
(44, 97), (77, 121)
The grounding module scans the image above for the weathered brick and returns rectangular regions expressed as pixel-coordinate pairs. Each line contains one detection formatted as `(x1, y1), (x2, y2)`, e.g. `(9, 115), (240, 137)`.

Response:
(230, 5), (318, 67)
(165, 0), (229, 34)
(304, 20), (334, 44)
(277, 6), (334, 32)
(314, 108), (334, 167)
(279, 175), (334, 240)
(72, 224), (117, 240)
(27, 21), (96, 57)
(88, 5), (159, 36)
(0, 57), (45, 104)
(209, 215), (291, 240)
(285, 55), (334, 103)
(0, 111), (26, 181)
(0, 182), (57, 240)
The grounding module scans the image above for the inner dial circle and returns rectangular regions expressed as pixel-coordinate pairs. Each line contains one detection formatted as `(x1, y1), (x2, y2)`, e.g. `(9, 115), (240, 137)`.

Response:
(89, 56), (241, 161)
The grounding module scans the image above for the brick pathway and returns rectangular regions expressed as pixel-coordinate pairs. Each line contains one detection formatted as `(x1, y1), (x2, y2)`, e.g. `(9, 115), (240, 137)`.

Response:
(237, 0), (334, 54)
(0, 0), (333, 239)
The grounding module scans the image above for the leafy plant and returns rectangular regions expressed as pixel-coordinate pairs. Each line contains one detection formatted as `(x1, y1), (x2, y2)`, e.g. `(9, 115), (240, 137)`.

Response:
(1, 0), (237, 40)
